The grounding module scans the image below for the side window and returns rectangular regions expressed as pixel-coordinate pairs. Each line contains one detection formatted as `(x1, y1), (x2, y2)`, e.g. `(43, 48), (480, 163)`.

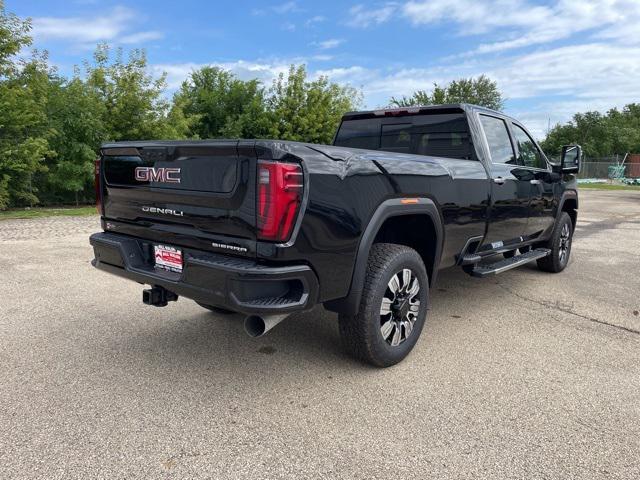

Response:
(513, 124), (546, 169)
(479, 115), (516, 164)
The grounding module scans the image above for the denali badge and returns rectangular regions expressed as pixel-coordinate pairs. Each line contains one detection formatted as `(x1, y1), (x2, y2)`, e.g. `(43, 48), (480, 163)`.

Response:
(142, 206), (184, 217)
(135, 167), (181, 183)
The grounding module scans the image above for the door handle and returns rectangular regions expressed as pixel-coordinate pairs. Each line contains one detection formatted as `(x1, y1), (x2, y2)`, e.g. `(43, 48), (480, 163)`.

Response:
(493, 177), (505, 185)
(530, 179), (541, 185)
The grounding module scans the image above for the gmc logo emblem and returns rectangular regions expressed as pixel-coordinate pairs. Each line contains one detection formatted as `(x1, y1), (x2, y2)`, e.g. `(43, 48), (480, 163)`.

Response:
(135, 167), (181, 184)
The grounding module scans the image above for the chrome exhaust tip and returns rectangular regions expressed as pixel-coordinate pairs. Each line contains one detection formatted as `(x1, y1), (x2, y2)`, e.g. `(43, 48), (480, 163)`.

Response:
(244, 314), (289, 337)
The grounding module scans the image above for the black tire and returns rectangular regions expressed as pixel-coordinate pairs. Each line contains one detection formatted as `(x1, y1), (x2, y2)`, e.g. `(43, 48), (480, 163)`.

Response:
(503, 250), (516, 259)
(196, 302), (236, 315)
(537, 212), (573, 273)
(338, 243), (429, 367)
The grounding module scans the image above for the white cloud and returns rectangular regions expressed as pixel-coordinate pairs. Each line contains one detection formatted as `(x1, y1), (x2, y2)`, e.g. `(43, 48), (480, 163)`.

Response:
(347, 3), (397, 28)
(305, 15), (326, 26)
(120, 31), (164, 45)
(403, 0), (547, 33)
(489, 43), (640, 101)
(402, 0), (640, 54)
(31, 6), (163, 46)
(153, 60), (295, 90)
(253, 1), (300, 16)
(313, 66), (371, 84)
(273, 1), (299, 14)
(282, 22), (297, 32)
(312, 39), (345, 50)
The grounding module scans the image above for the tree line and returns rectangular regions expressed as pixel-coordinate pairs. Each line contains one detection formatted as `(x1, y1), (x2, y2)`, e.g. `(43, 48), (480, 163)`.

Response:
(1, 3), (637, 210)
(541, 105), (640, 160)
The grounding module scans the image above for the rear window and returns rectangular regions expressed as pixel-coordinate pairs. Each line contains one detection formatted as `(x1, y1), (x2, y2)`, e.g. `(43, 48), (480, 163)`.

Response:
(334, 112), (473, 160)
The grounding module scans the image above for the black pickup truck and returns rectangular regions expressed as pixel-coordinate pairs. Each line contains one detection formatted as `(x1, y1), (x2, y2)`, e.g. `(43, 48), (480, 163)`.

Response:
(90, 104), (581, 367)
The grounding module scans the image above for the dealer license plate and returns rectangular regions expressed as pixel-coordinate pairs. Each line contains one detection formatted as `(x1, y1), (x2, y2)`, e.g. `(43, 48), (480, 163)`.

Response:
(154, 244), (183, 273)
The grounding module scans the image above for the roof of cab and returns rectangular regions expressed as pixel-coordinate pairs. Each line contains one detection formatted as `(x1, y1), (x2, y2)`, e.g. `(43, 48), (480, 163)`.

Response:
(340, 103), (504, 121)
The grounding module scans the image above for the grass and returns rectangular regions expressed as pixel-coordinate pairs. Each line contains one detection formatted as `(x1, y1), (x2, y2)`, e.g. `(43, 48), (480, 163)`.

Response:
(578, 183), (640, 191)
(0, 206), (97, 220)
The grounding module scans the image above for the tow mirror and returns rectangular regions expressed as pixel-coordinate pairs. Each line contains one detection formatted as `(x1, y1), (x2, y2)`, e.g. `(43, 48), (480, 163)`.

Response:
(561, 145), (581, 174)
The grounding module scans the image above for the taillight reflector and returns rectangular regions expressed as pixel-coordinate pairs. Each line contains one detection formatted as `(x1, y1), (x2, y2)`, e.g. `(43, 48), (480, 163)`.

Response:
(257, 160), (303, 242)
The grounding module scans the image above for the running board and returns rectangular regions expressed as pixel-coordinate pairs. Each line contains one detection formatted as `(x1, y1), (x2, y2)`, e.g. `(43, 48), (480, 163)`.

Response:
(470, 248), (551, 278)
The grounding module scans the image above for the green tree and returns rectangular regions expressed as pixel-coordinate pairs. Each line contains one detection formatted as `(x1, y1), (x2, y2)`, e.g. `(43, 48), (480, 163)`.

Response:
(173, 66), (268, 139)
(0, 5), (51, 209)
(390, 75), (504, 111)
(541, 104), (640, 158)
(266, 65), (361, 144)
(42, 70), (106, 205)
(84, 44), (184, 142)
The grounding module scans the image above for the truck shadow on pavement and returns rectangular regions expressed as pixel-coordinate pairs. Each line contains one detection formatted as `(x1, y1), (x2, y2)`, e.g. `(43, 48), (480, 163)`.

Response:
(106, 263), (556, 378)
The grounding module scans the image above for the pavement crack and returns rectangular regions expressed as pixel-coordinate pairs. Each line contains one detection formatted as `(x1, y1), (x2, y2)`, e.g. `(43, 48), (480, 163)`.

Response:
(495, 282), (640, 336)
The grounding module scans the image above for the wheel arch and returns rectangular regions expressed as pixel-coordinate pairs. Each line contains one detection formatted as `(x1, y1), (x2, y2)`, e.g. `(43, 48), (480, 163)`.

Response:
(324, 198), (444, 316)
(558, 190), (578, 231)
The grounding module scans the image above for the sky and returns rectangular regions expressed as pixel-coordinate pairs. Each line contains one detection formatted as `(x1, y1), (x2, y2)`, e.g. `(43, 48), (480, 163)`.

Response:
(9, 0), (640, 138)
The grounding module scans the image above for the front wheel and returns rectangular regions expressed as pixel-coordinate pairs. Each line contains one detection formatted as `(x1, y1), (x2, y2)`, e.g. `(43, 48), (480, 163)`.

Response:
(537, 212), (573, 273)
(338, 243), (429, 367)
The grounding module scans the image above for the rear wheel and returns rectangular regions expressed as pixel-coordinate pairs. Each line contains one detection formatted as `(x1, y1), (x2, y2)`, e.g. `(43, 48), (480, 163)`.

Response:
(537, 212), (573, 273)
(338, 243), (429, 367)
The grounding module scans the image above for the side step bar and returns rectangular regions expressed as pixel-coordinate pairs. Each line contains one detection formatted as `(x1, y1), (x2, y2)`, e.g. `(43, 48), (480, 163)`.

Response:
(469, 248), (551, 278)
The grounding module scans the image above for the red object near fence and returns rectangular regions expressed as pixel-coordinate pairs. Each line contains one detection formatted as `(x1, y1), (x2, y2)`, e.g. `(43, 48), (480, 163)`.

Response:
(627, 154), (640, 178)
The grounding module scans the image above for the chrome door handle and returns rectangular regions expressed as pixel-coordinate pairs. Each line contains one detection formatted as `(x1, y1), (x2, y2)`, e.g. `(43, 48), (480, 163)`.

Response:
(493, 177), (505, 185)
(530, 179), (541, 185)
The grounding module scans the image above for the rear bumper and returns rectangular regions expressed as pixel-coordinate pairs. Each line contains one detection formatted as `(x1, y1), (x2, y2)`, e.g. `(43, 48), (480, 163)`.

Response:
(90, 232), (319, 315)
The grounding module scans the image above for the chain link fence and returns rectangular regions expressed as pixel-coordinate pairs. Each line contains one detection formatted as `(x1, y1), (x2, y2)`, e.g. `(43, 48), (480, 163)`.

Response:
(578, 155), (640, 183)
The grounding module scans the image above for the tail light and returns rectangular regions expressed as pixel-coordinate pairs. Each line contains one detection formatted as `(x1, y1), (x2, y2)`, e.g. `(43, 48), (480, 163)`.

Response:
(95, 158), (102, 215)
(257, 160), (303, 242)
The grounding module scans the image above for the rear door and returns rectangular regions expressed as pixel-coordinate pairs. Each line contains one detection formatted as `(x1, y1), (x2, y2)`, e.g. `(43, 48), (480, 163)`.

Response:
(101, 140), (257, 253)
(478, 114), (531, 247)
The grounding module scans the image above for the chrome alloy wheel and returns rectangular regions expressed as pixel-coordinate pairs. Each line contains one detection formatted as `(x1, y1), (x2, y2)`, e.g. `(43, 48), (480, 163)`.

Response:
(559, 223), (571, 264)
(380, 268), (421, 346)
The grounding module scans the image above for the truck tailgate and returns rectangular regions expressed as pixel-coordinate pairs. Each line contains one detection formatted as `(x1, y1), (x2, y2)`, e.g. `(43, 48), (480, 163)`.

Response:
(100, 140), (257, 253)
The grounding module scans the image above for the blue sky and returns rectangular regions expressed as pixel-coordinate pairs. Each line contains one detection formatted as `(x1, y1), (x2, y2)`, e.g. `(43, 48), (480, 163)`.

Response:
(9, 0), (640, 138)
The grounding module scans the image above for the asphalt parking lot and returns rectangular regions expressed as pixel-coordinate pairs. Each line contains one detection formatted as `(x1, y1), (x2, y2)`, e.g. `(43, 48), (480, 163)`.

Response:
(1, 189), (639, 479)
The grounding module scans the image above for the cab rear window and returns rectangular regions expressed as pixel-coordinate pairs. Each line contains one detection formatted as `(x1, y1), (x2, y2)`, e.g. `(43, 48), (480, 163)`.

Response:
(334, 112), (473, 160)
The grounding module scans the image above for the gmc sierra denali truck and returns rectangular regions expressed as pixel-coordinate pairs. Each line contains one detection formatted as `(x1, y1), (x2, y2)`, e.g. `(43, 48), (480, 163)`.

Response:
(90, 104), (581, 367)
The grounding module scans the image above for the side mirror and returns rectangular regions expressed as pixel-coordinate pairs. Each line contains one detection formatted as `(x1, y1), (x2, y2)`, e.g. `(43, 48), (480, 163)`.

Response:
(561, 145), (581, 173)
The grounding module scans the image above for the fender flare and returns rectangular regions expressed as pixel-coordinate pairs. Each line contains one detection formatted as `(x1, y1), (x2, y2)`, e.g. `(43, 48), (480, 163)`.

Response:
(325, 198), (444, 316)
(557, 189), (578, 223)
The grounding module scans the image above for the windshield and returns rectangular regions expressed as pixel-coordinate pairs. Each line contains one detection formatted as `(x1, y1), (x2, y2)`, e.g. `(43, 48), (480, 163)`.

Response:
(334, 112), (473, 160)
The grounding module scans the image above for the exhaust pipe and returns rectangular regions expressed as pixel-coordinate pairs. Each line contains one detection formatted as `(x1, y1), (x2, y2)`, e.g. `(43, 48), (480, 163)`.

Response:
(244, 314), (289, 338)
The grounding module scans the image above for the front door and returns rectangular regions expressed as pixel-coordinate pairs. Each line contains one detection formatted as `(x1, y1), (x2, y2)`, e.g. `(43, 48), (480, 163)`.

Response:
(511, 123), (556, 237)
(479, 114), (531, 247)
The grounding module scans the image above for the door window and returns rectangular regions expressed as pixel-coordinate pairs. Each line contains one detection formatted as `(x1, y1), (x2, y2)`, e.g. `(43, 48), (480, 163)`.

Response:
(479, 115), (516, 165)
(513, 124), (546, 169)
